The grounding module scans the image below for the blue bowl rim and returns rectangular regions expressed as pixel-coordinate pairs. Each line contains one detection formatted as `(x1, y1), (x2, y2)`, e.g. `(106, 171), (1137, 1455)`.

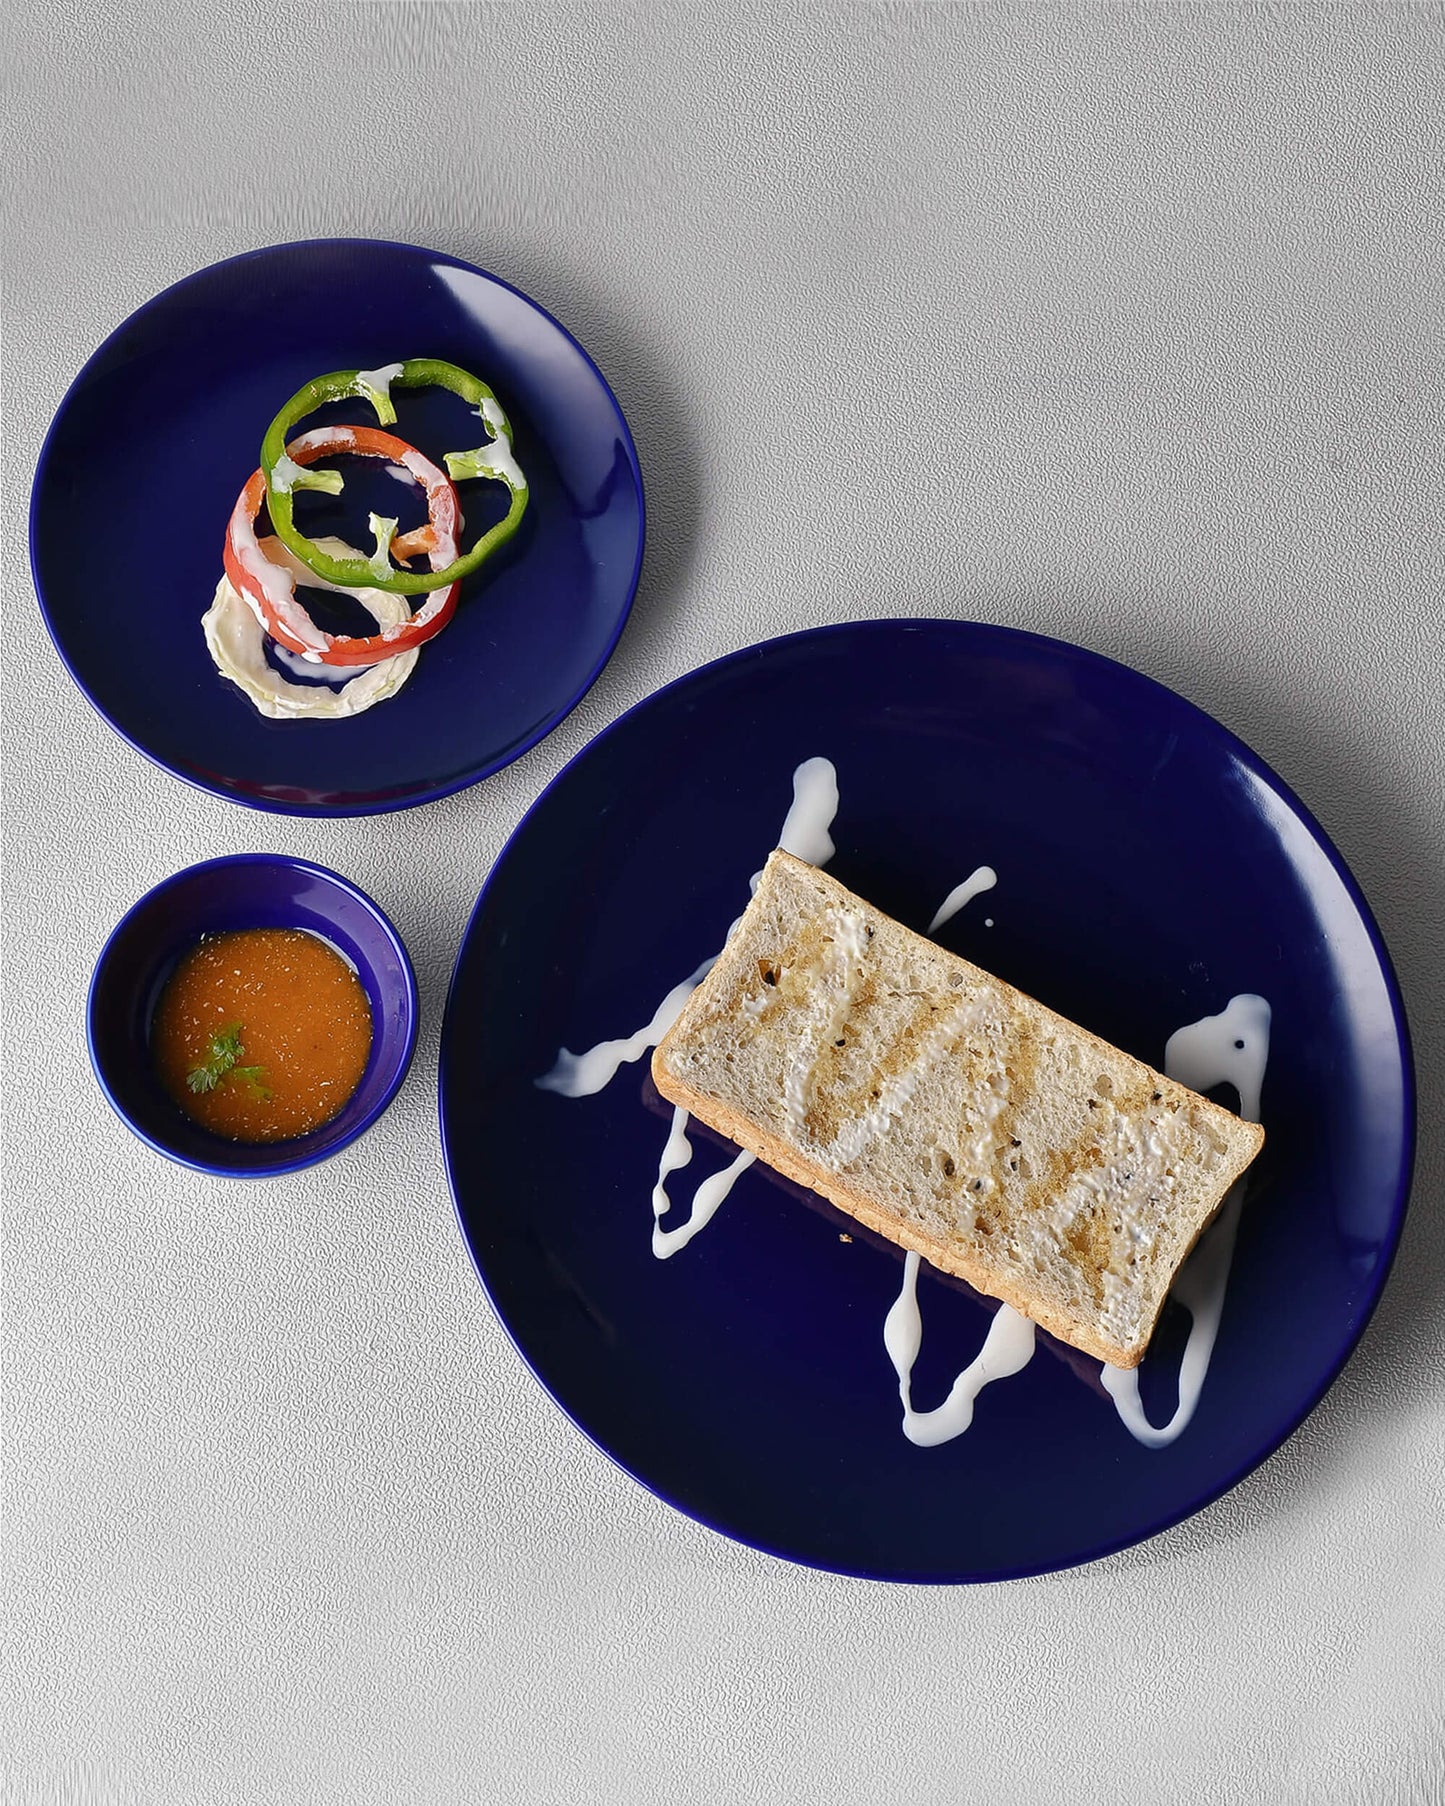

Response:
(439, 615), (1418, 1582)
(29, 235), (647, 819)
(89, 850), (420, 1178)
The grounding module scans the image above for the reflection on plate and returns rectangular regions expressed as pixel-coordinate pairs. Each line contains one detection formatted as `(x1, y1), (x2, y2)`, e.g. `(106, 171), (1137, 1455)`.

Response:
(440, 621), (1413, 1581)
(30, 239), (644, 816)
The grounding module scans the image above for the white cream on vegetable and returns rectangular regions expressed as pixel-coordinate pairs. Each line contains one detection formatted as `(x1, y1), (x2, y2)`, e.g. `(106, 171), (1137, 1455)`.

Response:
(538, 757), (1271, 1452)
(229, 424), (463, 667)
(203, 535), (417, 720)
(268, 452), (306, 496)
(355, 362), (404, 406)
(470, 396), (527, 491)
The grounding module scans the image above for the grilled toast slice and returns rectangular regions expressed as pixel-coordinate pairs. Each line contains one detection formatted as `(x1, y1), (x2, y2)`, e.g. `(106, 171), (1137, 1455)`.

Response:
(652, 851), (1263, 1367)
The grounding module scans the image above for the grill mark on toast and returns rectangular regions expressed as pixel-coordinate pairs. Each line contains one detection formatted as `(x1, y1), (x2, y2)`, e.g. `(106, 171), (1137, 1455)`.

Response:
(651, 850), (1264, 1367)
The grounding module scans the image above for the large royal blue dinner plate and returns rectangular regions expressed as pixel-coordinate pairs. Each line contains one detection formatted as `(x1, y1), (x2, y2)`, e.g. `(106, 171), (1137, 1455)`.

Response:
(440, 622), (1413, 1581)
(30, 240), (643, 815)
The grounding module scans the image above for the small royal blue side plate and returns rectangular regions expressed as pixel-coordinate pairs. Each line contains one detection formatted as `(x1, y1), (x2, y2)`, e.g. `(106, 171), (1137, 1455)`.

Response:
(439, 621), (1413, 1582)
(31, 240), (644, 815)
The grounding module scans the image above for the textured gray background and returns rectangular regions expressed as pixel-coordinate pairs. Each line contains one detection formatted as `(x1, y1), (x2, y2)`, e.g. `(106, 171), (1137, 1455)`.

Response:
(4, 4), (1444, 1803)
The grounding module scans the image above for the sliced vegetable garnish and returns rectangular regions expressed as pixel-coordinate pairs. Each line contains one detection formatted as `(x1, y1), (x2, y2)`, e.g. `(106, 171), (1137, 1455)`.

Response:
(259, 359), (528, 595)
(224, 424), (462, 667)
(204, 535), (422, 719)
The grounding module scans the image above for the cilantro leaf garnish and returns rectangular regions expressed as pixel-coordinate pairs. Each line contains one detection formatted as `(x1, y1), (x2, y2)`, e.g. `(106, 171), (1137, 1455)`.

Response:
(187, 1024), (270, 1100)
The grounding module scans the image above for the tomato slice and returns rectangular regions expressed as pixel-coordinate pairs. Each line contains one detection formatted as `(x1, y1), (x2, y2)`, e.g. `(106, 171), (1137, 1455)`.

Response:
(224, 424), (463, 668)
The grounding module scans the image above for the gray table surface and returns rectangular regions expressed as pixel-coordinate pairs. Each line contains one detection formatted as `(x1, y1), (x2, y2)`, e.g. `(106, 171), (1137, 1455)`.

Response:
(6, 5), (1443, 1803)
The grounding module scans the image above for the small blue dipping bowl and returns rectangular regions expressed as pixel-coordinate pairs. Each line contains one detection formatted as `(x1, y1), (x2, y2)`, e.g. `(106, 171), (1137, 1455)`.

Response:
(88, 854), (418, 1176)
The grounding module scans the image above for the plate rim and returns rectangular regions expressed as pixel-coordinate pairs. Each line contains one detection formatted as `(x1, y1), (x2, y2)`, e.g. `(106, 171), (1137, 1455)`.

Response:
(28, 235), (647, 818)
(440, 617), (1417, 1582)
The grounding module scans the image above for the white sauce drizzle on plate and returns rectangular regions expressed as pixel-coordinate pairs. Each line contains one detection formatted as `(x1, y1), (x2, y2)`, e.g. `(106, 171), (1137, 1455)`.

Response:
(885, 992), (1271, 1449)
(928, 866), (996, 934)
(772, 754), (838, 869)
(536, 960), (715, 1100)
(1099, 994), (1271, 1446)
(536, 757), (842, 1101)
(538, 758), (843, 1237)
(884, 1252), (1038, 1447)
(651, 1105), (757, 1259)
(538, 757), (1269, 1453)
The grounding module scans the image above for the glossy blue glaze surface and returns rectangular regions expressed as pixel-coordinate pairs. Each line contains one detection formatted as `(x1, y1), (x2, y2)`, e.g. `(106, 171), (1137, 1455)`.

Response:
(31, 240), (644, 815)
(440, 620), (1413, 1581)
(89, 855), (418, 1177)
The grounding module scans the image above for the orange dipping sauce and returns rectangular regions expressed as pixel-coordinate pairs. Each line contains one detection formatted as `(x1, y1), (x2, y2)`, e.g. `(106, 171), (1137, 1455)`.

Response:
(152, 928), (373, 1143)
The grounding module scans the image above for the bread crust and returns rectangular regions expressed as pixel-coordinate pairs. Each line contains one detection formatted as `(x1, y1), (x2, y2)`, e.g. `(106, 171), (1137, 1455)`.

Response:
(652, 852), (1264, 1368)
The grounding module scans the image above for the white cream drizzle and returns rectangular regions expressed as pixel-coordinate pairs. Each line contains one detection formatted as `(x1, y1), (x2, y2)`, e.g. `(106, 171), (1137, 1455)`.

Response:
(232, 535), (329, 658)
(356, 361), (404, 404)
(928, 866), (997, 934)
(270, 640), (385, 680)
(536, 958), (716, 1099)
(823, 995), (986, 1170)
(466, 395), (528, 491)
(883, 993), (1270, 1450)
(773, 755), (838, 869)
(537, 754), (1270, 1457)
(651, 1105), (758, 1259)
(268, 451), (305, 495)
(202, 536), (418, 719)
(1100, 994), (1271, 1446)
(538, 757), (843, 1100)
(537, 757), (843, 1246)
(885, 1251), (1038, 1447)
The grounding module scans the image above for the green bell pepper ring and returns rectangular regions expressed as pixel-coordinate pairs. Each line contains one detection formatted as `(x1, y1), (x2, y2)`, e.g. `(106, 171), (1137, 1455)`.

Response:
(259, 358), (528, 595)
